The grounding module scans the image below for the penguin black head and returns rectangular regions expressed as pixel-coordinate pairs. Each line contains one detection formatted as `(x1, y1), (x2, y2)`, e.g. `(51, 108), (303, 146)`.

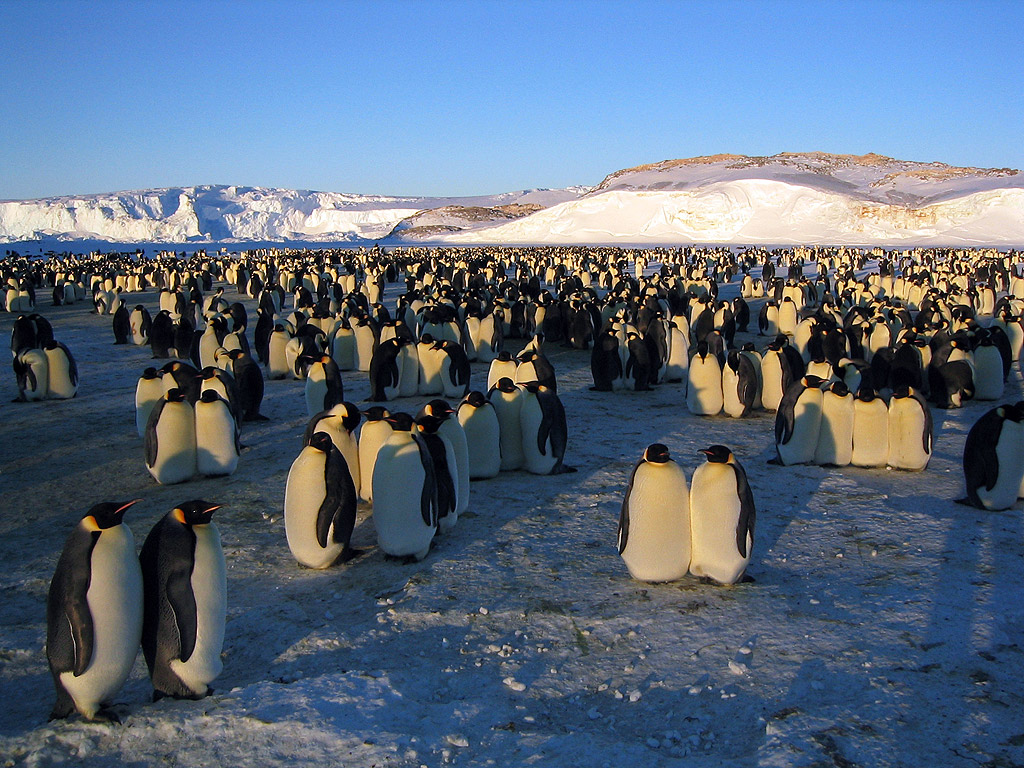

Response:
(856, 385), (878, 402)
(741, 342), (756, 352)
(84, 499), (141, 531)
(416, 414), (445, 434)
(199, 389), (222, 404)
(331, 401), (361, 431)
(495, 377), (518, 394)
(699, 445), (733, 464)
(308, 431), (335, 453)
(172, 500), (222, 526)
(829, 381), (850, 397)
(419, 333), (435, 344)
(141, 367), (160, 380)
(803, 375), (826, 389)
(464, 390), (487, 408)
(423, 399), (454, 419)
(361, 406), (390, 422)
(385, 412), (415, 432)
(165, 387), (187, 403)
(643, 444), (671, 464)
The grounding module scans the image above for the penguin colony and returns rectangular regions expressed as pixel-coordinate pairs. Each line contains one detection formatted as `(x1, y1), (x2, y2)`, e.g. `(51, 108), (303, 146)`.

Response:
(5, 239), (1022, 722)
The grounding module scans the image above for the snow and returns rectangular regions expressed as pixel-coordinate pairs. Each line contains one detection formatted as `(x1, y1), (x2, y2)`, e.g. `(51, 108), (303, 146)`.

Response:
(2, 255), (1024, 767)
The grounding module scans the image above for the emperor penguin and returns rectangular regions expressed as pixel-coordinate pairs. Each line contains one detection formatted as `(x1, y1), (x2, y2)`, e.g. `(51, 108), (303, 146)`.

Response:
(416, 334), (445, 395)
(46, 500), (143, 721)
(305, 402), (362, 493)
(304, 354), (344, 417)
(722, 349), (757, 418)
(814, 381), (855, 467)
(617, 444), (691, 582)
(372, 413), (439, 560)
(139, 500), (226, 700)
(760, 340), (792, 412)
(414, 414), (459, 532)
(284, 431), (360, 568)
(144, 388), (198, 485)
(689, 447), (755, 585)
(14, 347), (49, 401)
(487, 351), (519, 391)
(368, 338), (403, 401)
(519, 382), (574, 475)
(851, 387), (890, 468)
(687, 341), (724, 416)
(488, 378), (526, 471)
(195, 390), (240, 477)
(887, 386), (933, 471)
(420, 399), (470, 515)
(774, 376), (825, 466)
(357, 406), (393, 502)
(267, 324), (292, 379)
(43, 341), (78, 400)
(456, 391), (502, 479)
(962, 404), (1024, 509)
(136, 368), (166, 438)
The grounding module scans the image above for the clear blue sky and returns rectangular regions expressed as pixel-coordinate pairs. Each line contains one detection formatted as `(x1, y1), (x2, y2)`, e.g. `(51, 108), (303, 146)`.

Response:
(1, 0), (1022, 200)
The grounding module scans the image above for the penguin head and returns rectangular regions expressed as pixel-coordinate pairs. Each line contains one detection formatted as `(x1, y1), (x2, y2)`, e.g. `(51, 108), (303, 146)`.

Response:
(330, 401), (361, 431)
(803, 375), (826, 389)
(361, 406), (390, 423)
(83, 499), (141, 531)
(643, 444), (671, 464)
(415, 415), (444, 435)
(172, 500), (222, 526)
(308, 431), (335, 453)
(829, 381), (850, 397)
(385, 412), (415, 432)
(422, 399), (454, 420)
(495, 377), (518, 394)
(463, 390), (487, 408)
(856, 385), (878, 402)
(141, 367), (160, 380)
(165, 387), (187, 403)
(699, 445), (733, 464)
(199, 389), (222, 404)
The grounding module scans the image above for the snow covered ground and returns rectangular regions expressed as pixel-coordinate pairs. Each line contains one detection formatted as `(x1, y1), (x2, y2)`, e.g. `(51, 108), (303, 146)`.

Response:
(2, 264), (1024, 767)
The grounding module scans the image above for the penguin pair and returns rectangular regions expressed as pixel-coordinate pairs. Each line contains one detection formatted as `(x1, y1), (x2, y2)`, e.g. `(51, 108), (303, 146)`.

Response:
(145, 387), (240, 483)
(486, 378), (574, 475)
(618, 445), (755, 585)
(47, 500), (225, 720)
(13, 341), (78, 402)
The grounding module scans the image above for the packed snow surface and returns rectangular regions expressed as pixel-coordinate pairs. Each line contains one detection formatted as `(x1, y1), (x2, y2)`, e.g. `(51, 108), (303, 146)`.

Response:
(2, 263), (1024, 767)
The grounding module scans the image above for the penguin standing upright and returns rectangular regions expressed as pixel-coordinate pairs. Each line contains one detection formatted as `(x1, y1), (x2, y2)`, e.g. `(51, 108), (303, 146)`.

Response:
(284, 432), (360, 568)
(689, 446), (755, 584)
(962, 404), (1024, 510)
(519, 383), (574, 475)
(136, 368), (166, 438)
(722, 349), (757, 418)
(814, 381), (855, 467)
(194, 390), (240, 476)
(368, 338), (403, 401)
(304, 354), (344, 417)
(487, 351), (518, 392)
(456, 391), (501, 479)
(305, 401), (362, 493)
(144, 388), (197, 485)
(687, 341), (723, 416)
(43, 340), (78, 400)
(488, 378), (526, 471)
(851, 388), (889, 468)
(618, 444), (691, 582)
(47, 500), (144, 721)
(774, 376), (825, 466)
(139, 500), (225, 700)
(420, 399), (470, 515)
(372, 413), (438, 560)
(887, 386), (933, 471)
(357, 407), (393, 502)
(414, 414), (459, 533)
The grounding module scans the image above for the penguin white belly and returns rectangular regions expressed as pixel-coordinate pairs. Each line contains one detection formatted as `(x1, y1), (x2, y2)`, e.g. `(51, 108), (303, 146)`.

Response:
(332, 331), (356, 370)
(169, 525), (226, 695)
(398, 346), (419, 397)
(520, 396), (556, 475)
(195, 403), (239, 476)
(477, 316), (498, 362)
(436, 435), (460, 532)
(305, 367), (329, 417)
(45, 348), (77, 400)
(284, 451), (342, 568)
(487, 360), (518, 391)
(760, 354), (785, 412)
(354, 328), (375, 372)
(418, 349), (444, 395)
(372, 440), (435, 559)
(60, 527), (142, 718)
(458, 407), (501, 479)
(492, 392), (525, 470)
(335, 432), (361, 496)
(150, 405), (197, 484)
(973, 349), (1004, 401)
(777, 390), (822, 466)
(664, 329), (688, 382)
(285, 338), (306, 379)
(514, 361), (538, 386)
(199, 331), (220, 369)
(358, 423), (392, 502)
(851, 399), (889, 468)
(887, 401), (930, 471)
(687, 358), (723, 416)
(440, 421), (470, 515)
(268, 333), (290, 379)
(815, 394), (854, 466)
(621, 464), (691, 582)
(689, 464), (750, 585)
(980, 424), (1024, 509)
(722, 366), (744, 418)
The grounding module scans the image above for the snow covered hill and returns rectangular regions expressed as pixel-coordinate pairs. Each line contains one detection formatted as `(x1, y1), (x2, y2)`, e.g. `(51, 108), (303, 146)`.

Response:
(3, 153), (1024, 245)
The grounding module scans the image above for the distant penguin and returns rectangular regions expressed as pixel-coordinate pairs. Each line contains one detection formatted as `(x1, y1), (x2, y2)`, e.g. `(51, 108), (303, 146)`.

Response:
(149, 311), (175, 358)
(488, 377), (526, 471)
(227, 350), (267, 421)
(372, 413), (438, 560)
(623, 332), (653, 391)
(420, 399), (470, 515)
(139, 500), (225, 700)
(962, 404), (1024, 510)
(304, 354), (344, 417)
(722, 349), (757, 418)
(617, 444), (691, 582)
(590, 328), (624, 391)
(194, 390), (240, 477)
(267, 325), (291, 379)
(438, 340), (472, 399)
(368, 338), (403, 401)
(14, 347), (48, 401)
(136, 368), (165, 438)
(687, 341), (723, 416)
(357, 406), (392, 502)
(760, 341), (792, 412)
(46, 500), (143, 721)
(851, 388), (889, 468)
(43, 341), (78, 400)
(112, 304), (130, 345)
(774, 376), (825, 466)
(129, 305), (151, 346)
(689, 445), (755, 584)
(144, 388), (197, 485)
(487, 351), (518, 391)
(887, 386), (933, 471)
(284, 431), (360, 568)
(456, 391), (501, 479)
(415, 414), (459, 532)
(519, 383), (574, 475)
(305, 401), (362, 493)
(814, 381), (854, 466)
(973, 333), (1005, 401)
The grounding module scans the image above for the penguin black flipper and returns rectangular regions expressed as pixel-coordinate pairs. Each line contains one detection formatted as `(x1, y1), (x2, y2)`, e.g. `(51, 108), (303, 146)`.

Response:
(618, 459), (644, 554)
(303, 412), (328, 447)
(143, 399), (167, 468)
(46, 529), (98, 680)
(912, 389), (934, 454)
(544, 391), (570, 473)
(58, 341), (79, 388)
(163, 526), (199, 663)
(733, 463), (757, 559)
(325, 448), (358, 550)
(775, 383), (800, 446)
(423, 434), (456, 521)
(314, 447), (345, 549)
(412, 432), (439, 527)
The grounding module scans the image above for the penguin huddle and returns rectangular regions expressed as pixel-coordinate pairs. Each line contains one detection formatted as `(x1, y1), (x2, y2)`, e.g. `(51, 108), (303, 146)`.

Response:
(46, 499), (226, 721)
(11, 314), (78, 401)
(619, 444), (755, 585)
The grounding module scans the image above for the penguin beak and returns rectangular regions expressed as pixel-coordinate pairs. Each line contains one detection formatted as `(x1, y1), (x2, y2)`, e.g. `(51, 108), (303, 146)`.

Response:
(203, 504), (223, 514)
(116, 499), (142, 515)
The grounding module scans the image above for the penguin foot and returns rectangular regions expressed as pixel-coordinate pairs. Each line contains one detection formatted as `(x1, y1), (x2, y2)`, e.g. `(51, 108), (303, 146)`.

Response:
(90, 707), (123, 724)
(337, 546), (367, 564)
(955, 497), (980, 508)
(739, 573), (756, 584)
(551, 464), (577, 474)
(766, 458), (782, 466)
(244, 413), (270, 422)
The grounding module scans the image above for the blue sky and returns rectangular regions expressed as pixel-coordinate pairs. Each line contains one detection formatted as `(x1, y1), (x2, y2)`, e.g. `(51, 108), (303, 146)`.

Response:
(1, 0), (1022, 200)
